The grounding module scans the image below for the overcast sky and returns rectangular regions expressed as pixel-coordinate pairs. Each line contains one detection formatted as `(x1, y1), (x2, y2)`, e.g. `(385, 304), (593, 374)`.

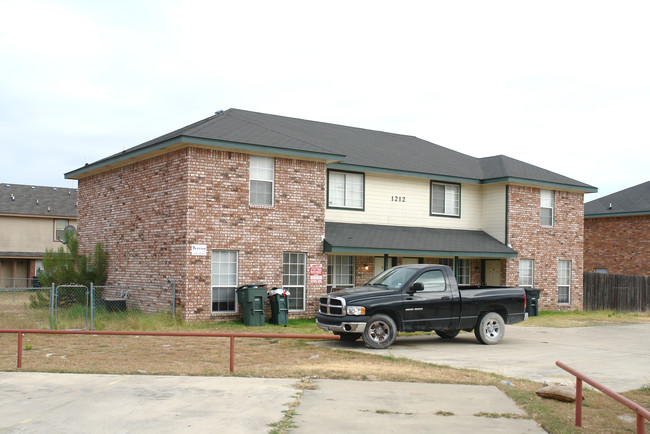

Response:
(1, 0), (648, 201)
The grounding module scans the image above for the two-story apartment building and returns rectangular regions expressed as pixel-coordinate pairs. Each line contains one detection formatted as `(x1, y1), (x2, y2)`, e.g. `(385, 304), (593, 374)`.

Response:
(0, 184), (78, 288)
(65, 109), (596, 320)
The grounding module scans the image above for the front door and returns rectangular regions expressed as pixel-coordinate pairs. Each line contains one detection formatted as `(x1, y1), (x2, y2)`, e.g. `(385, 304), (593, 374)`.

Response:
(485, 260), (501, 286)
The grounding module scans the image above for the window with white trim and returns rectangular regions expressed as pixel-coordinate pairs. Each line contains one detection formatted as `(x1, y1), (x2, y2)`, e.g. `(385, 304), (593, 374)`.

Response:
(327, 256), (355, 291)
(250, 156), (274, 206)
(211, 250), (238, 312)
(54, 219), (68, 242)
(439, 258), (454, 268)
(519, 259), (534, 288)
(283, 252), (306, 310)
(457, 259), (470, 285)
(430, 182), (460, 216)
(327, 171), (364, 209)
(540, 190), (554, 226)
(558, 260), (571, 304)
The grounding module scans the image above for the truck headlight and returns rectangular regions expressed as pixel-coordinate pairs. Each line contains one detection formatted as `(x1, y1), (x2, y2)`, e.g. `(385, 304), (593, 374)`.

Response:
(346, 306), (365, 316)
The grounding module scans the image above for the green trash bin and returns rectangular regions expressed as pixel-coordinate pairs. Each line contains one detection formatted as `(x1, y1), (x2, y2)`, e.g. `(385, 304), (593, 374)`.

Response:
(237, 284), (267, 326)
(525, 288), (541, 317)
(268, 287), (289, 326)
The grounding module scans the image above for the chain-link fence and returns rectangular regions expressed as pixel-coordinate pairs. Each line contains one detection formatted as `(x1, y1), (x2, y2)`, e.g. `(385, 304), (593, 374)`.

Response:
(0, 281), (177, 330)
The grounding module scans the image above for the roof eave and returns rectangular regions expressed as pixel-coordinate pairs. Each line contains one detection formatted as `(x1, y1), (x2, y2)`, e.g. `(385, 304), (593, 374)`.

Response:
(482, 176), (598, 193)
(585, 211), (650, 218)
(327, 163), (481, 184)
(324, 244), (518, 258)
(66, 136), (347, 180)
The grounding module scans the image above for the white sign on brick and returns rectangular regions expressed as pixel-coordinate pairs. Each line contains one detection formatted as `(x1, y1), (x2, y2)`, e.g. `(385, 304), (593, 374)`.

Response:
(191, 244), (207, 256)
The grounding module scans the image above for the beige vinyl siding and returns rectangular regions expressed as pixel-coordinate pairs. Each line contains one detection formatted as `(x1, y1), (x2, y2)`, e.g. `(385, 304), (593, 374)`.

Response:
(0, 215), (77, 253)
(326, 173), (482, 230)
(480, 184), (506, 243)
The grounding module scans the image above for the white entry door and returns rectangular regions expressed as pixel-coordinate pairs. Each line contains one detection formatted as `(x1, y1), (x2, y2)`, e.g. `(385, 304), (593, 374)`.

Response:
(485, 260), (501, 286)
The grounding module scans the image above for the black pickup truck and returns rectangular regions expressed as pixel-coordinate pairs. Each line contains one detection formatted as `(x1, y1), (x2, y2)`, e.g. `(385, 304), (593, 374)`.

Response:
(316, 264), (527, 349)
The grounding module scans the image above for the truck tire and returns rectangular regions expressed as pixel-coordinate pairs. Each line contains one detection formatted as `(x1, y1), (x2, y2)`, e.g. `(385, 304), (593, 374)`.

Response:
(362, 314), (397, 349)
(474, 312), (505, 345)
(335, 332), (362, 342)
(435, 329), (460, 339)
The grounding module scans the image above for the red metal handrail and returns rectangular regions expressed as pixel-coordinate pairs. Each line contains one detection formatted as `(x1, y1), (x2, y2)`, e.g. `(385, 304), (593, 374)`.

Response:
(0, 329), (340, 373)
(556, 361), (650, 434)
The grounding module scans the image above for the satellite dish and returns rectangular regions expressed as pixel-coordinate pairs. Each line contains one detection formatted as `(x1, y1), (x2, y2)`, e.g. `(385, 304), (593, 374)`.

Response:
(62, 225), (76, 244)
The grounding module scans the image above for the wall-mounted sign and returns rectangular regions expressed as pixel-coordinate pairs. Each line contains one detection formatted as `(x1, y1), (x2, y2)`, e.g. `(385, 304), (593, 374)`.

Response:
(191, 244), (207, 256)
(309, 263), (323, 283)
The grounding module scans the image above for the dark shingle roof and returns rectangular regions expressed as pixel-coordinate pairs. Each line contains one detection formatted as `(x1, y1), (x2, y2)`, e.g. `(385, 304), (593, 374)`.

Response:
(67, 109), (596, 191)
(324, 222), (517, 257)
(584, 181), (650, 217)
(0, 183), (77, 217)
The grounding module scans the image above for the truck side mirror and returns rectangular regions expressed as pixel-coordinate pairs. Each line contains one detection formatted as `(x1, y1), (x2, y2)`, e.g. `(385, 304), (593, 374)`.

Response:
(408, 282), (424, 294)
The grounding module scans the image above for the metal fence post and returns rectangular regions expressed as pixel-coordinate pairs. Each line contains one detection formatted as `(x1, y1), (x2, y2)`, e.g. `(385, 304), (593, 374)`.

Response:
(172, 280), (176, 321)
(49, 283), (55, 330)
(90, 282), (95, 331)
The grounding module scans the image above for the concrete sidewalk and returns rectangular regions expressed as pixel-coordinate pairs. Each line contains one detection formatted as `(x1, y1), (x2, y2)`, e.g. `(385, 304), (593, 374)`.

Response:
(315, 323), (650, 392)
(0, 372), (545, 433)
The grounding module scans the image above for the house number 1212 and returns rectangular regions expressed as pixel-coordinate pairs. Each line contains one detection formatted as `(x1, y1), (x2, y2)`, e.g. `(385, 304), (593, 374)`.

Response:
(391, 196), (406, 202)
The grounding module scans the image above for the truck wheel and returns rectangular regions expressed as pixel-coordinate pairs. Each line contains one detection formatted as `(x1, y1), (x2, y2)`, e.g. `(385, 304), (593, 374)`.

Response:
(335, 332), (361, 342)
(435, 329), (460, 339)
(474, 312), (505, 345)
(363, 314), (397, 349)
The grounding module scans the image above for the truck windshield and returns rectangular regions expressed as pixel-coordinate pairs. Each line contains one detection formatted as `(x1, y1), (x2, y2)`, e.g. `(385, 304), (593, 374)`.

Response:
(366, 267), (417, 290)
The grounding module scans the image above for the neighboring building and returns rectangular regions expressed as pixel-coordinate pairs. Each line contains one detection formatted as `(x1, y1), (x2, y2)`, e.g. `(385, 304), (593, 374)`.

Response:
(0, 183), (78, 288)
(65, 109), (596, 320)
(584, 181), (650, 275)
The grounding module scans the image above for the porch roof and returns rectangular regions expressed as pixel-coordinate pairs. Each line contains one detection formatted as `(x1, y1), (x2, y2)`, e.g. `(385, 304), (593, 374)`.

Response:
(324, 222), (518, 258)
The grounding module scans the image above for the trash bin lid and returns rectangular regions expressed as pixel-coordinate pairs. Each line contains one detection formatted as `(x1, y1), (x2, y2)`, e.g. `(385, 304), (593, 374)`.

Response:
(237, 284), (267, 290)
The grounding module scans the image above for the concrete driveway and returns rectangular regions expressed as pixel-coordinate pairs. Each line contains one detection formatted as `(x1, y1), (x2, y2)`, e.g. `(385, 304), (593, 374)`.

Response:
(316, 323), (650, 392)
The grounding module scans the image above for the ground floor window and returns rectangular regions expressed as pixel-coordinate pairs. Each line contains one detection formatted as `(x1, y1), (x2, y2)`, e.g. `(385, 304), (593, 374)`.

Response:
(327, 256), (355, 291)
(439, 258), (454, 268)
(283, 252), (306, 310)
(457, 259), (470, 285)
(211, 250), (238, 312)
(558, 260), (571, 304)
(519, 259), (534, 288)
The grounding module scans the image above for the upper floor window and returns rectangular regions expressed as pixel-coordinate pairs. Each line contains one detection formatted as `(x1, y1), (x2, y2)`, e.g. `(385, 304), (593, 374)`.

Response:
(327, 170), (364, 209)
(540, 190), (554, 226)
(54, 219), (68, 242)
(250, 156), (274, 206)
(519, 259), (534, 288)
(430, 182), (460, 217)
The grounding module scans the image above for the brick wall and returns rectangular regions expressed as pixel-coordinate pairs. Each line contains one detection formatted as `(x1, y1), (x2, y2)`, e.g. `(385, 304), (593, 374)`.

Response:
(77, 149), (190, 313)
(78, 147), (326, 321)
(506, 185), (584, 310)
(584, 215), (650, 275)
(183, 148), (326, 320)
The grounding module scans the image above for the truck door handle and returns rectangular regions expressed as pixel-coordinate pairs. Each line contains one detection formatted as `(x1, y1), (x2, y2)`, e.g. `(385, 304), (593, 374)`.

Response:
(441, 296), (450, 300)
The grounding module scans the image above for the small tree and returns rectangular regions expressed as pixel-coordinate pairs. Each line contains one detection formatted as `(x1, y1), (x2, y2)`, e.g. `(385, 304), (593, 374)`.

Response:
(31, 233), (109, 307)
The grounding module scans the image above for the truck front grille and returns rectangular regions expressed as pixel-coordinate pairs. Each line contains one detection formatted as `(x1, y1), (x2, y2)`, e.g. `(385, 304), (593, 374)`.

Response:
(319, 296), (345, 316)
